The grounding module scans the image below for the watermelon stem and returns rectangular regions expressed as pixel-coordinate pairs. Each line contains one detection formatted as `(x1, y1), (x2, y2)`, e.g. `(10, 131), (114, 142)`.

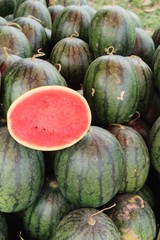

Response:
(104, 46), (116, 55)
(19, 231), (24, 240)
(127, 111), (141, 126)
(28, 15), (43, 25)
(3, 47), (18, 58)
(31, 49), (46, 59)
(7, 22), (22, 31)
(54, 63), (62, 72)
(88, 204), (116, 226)
(70, 27), (79, 38)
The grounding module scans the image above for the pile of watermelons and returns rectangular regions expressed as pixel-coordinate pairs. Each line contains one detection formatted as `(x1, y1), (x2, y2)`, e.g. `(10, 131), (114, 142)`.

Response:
(0, 0), (160, 239)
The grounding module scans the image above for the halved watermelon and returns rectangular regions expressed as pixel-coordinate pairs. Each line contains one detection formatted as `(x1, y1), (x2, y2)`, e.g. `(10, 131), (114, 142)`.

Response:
(7, 86), (92, 151)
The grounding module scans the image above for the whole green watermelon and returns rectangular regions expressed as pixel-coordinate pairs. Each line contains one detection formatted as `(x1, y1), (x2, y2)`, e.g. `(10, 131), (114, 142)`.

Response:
(0, 126), (45, 212)
(54, 126), (125, 208)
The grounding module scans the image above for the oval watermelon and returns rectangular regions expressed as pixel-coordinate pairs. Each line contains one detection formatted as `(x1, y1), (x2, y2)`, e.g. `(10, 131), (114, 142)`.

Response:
(83, 54), (139, 127)
(7, 85), (92, 151)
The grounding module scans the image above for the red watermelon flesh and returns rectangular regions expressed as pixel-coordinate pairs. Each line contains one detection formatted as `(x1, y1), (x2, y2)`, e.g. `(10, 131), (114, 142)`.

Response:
(7, 86), (92, 151)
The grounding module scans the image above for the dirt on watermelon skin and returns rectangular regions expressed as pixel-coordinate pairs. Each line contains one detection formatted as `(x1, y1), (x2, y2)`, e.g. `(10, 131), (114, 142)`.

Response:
(7, 85), (92, 151)
(107, 193), (157, 240)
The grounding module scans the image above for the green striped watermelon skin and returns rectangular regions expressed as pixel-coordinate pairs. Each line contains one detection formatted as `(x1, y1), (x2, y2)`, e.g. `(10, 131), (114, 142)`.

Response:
(0, 0), (16, 17)
(125, 56), (154, 115)
(131, 27), (155, 68)
(50, 37), (94, 90)
(0, 58), (67, 117)
(108, 125), (150, 193)
(54, 208), (121, 240)
(0, 212), (8, 240)
(12, 16), (50, 57)
(51, 5), (91, 45)
(0, 126), (45, 213)
(14, 0), (52, 29)
(0, 53), (22, 75)
(54, 126), (125, 208)
(153, 47), (160, 94)
(149, 116), (160, 173)
(136, 184), (156, 211)
(83, 55), (139, 127)
(152, 25), (160, 49)
(107, 193), (157, 240)
(22, 179), (73, 240)
(88, 5), (136, 58)
(0, 26), (32, 58)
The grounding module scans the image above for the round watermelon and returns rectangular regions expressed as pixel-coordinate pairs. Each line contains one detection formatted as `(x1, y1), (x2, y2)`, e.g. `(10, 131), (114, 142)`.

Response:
(54, 125), (125, 208)
(54, 208), (121, 240)
(107, 193), (157, 240)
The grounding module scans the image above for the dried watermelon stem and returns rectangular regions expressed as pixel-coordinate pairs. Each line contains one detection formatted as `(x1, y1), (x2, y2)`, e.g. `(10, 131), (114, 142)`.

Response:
(3, 47), (18, 58)
(8, 22), (22, 31)
(31, 49), (45, 59)
(88, 204), (116, 226)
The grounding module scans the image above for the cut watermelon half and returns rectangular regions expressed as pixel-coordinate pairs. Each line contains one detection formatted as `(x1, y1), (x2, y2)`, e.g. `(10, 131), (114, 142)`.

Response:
(7, 86), (92, 151)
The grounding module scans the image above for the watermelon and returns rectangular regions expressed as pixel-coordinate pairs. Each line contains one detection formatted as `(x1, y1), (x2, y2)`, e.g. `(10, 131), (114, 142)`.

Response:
(0, 57), (67, 117)
(51, 5), (91, 45)
(7, 85), (91, 151)
(125, 55), (154, 115)
(14, 0), (52, 29)
(0, 0), (16, 17)
(12, 16), (50, 57)
(48, 4), (65, 24)
(107, 193), (157, 240)
(0, 212), (8, 240)
(0, 49), (22, 75)
(88, 5), (136, 58)
(0, 25), (32, 58)
(22, 179), (73, 240)
(50, 36), (94, 90)
(0, 126), (45, 212)
(54, 208), (121, 240)
(54, 125), (125, 208)
(83, 54), (139, 127)
(126, 114), (151, 146)
(149, 116), (160, 173)
(152, 25), (160, 49)
(108, 124), (150, 193)
(131, 27), (155, 68)
(153, 46), (160, 94)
